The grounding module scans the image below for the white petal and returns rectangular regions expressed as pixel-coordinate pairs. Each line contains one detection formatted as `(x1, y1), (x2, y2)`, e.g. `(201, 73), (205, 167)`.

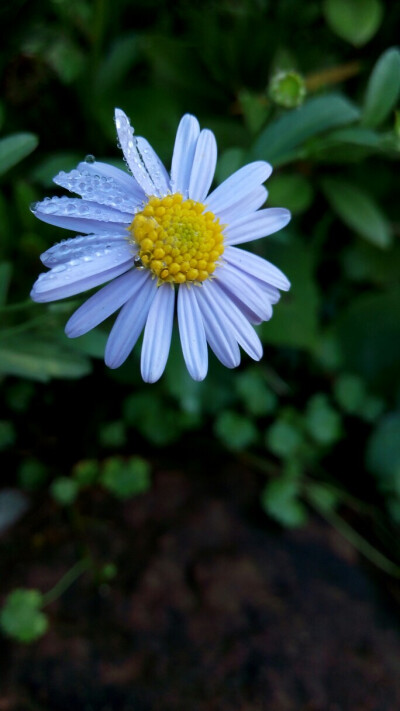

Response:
(66, 269), (148, 338)
(206, 162), (272, 215)
(140, 285), (175, 383)
(135, 136), (171, 196)
(224, 245), (290, 290)
(105, 276), (157, 369)
(194, 286), (240, 369)
(203, 281), (263, 361)
(170, 114), (200, 196)
(188, 129), (217, 202)
(31, 246), (133, 303)
(216, 186), (268, 223)
(215, 262), (273, 322)
(114, 109), (169, 197)
(224, 208), (291, 245)
(177, 285), (208, 381)
(77, 159), (143, 196)
(41, 233), (131, 267)
(32, 196), (132, 234)
(54, 169), (142, 213)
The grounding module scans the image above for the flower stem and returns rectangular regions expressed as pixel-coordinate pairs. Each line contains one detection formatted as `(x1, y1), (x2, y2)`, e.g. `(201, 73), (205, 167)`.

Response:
(42, 558), (90, 607)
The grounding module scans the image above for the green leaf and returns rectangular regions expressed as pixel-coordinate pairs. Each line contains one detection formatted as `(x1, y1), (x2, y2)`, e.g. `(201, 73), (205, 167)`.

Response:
(98, 421), (126, 449)
(366, 411), (400, 494)
(323, 0), (383, 46)
(261, 478), (308, 527)
(236, 369), (277, 417)
(252, 94), (359, 165)
(362, 47), (400, 128)
(267, 173), (314, 214)
(305, 394), (342, 446)
(101, 456), (151, 499)
(0, 334), (92, 381)
(0, 589), (48, 643)
(73, 459), (100, 487)
(214, 148), (245, 185)
(333, 373), (367, 414)
(31, 152), (82, 188)
(0, 262), (12, 307)
(214, 411), (258, 451)
(334, 287), (400, 396)
(0, 133), (38, 176)
(265, 420), (303, 459)
(259, 238), (319, 349)
(322, 178), (392, 248)
(0, 420), (16, 451)
(94, 33), (138, 94)
(50, 477), (79, 506)
(18, 459), (49, 491)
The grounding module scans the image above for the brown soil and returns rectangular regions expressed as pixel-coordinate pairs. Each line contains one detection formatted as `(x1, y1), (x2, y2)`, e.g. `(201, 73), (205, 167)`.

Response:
(1, 464), (400, 711)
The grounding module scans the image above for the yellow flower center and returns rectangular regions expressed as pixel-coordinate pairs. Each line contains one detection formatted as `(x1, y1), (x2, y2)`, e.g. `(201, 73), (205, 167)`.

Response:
(128, 193), (225, 284)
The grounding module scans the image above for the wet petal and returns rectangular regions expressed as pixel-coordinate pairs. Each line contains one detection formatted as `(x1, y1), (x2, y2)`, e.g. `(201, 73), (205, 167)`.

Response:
(224, 245), (290, 290)
(105, 275), (157, 369)
(189, 129), (217, 202)
(178, 285), (208, 381)
(140, 285), (175, 383)
(66, 269), (148, 338)
(170, 114), (200, 196)
(32, 196), (132, 234)
(206, 162), (272, 215)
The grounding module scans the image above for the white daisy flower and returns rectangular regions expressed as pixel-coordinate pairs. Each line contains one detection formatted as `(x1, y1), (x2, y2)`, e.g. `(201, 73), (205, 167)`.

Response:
(30, 111), (291, 383)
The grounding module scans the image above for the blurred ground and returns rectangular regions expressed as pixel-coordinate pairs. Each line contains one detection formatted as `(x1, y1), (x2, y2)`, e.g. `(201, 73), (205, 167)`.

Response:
(1, 462), (400, 711)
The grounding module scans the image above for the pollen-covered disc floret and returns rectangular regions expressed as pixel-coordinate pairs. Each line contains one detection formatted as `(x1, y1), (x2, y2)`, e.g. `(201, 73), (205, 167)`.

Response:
(129, 193), (225, 284)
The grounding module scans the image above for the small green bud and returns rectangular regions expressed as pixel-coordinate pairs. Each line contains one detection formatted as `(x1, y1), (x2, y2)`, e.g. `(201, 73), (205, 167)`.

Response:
(269, 70), (307, 109)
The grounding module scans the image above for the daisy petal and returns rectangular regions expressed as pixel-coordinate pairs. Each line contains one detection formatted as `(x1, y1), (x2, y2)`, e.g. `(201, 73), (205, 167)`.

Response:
(224, 245), (290, 290)
(54, 169), (142, 213)
(189, 129), (217, 202)
(105, 276), (157, 369)
(141, 285), (175, 383)
(66, 269), (147, 338)
(194, 286), (240, 368)
(114, 109), (168, 197)
(225, 208), (291, 246)
(216, 186), (268, 223)
(206, 161), (272, 214)
(204, 281), (263, 361)
(77, 159), (144, 198)
(32, 196), (132, 234)
(135, 136), (171, 196)
(170, 114), (200, 196)
(215, 262), (273, 322)
(41, 233), (130, 268)
(31, 247), (133, 303)
(178, 285), (208, 381)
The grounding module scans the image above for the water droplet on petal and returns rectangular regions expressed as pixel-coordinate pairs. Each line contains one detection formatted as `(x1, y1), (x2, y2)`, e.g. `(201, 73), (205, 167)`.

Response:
(133, 255), (144, 269)
(30, 202), (38, 212)
(85, 154), (96, 164)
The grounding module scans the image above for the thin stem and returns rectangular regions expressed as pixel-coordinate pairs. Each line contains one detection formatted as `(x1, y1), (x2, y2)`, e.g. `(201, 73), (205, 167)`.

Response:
(307, 494), (400, 578)
(42, 558), (90, 607)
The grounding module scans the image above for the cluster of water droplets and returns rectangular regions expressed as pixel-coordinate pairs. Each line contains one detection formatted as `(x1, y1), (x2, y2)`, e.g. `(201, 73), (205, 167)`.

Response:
(36, 235), (135, 286)
(114, 109), (170, 199)
(53, 168), (139, 215)
(31, 195), (133, 224)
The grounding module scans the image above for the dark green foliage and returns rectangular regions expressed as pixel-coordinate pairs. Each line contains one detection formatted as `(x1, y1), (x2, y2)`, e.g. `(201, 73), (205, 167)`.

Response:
(1, 0), (400, 641)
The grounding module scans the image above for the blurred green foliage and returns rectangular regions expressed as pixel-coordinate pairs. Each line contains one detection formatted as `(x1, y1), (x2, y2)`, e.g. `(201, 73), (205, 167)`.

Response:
(1, 0), (400, 640)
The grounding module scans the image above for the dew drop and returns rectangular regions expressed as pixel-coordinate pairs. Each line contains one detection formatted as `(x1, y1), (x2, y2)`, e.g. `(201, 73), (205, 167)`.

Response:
(85, 154), (96, 164)
(30, 201), (38, 212)
(133, 255), (144, 269)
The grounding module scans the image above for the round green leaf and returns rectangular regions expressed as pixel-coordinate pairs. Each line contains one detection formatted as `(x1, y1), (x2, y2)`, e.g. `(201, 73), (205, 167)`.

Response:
(324, 0), (383, 46)
(0, 589), (48, 643)
(362, 48), (400, 128)
(322, 178), (392, 248)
